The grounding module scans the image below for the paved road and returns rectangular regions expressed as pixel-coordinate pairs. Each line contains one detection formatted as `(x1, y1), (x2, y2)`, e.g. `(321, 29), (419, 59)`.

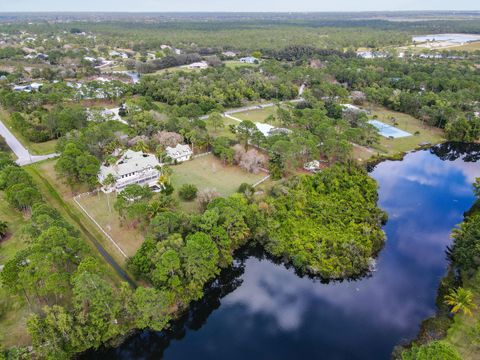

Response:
(0, 118), (58, 165)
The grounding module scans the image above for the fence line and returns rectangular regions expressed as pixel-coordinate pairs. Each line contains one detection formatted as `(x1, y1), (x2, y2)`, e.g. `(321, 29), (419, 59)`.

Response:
(73, 193), (128, 259)
(192, 151), (212, 159)
(253, 174), (271, 188)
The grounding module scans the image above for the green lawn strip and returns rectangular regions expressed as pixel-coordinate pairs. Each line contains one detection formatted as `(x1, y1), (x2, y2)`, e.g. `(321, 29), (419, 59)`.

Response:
(25, 162), (136, 287)
(444, 272), (480, 360)
(0, 193), (28, 264)
(171, 154), (266, 197)
(224, 60), (259, 69)
(0, 193), (32, 348)
(0, 288), (32, 348)
(233, 106), (279, 124)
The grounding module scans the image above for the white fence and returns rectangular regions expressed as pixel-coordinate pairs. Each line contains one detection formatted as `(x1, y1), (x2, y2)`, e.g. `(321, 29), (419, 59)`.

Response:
(73, 192), (128, 259)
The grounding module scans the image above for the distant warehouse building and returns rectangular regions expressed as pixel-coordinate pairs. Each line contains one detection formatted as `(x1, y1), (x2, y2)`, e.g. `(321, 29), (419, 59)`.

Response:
(98, 150), (162, 193)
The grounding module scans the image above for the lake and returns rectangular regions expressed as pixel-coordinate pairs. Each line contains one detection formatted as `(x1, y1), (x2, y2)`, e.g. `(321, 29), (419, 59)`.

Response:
(412, 33), (480, 43)
(86, 143), (480, 360)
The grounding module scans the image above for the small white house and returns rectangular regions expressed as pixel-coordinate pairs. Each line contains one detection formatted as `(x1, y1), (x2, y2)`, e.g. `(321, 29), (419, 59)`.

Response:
(166, 144), (193, 163)
(255, 122), (291, 137)
(98, 150), (162, 193)
(187, 61), (208, 70)
(109, 50), (128, 59)
(222, 51), (237, 57)
(304, 160), (324, 173)
(13, 82), (42, 92)
(239, 56), (258, 64)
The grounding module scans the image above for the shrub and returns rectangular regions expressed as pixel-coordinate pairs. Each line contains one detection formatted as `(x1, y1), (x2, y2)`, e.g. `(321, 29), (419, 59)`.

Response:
(238, 183), (254, 194)
(179, 184), (198, 201)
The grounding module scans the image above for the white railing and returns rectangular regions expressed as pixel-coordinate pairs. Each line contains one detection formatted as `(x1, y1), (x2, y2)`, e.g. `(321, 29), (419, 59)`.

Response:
(73, 193), (128, 259)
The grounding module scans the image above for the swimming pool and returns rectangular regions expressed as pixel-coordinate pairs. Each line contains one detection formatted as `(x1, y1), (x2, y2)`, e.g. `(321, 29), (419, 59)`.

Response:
(368, 120), (412, 138)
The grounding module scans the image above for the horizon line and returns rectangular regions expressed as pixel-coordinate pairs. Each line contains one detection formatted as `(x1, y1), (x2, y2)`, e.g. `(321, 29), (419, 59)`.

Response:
(1, 10), (480, 14)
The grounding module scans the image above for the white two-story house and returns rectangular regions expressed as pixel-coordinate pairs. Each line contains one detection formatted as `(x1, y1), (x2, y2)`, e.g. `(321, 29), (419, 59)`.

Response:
(98, 150), (161, 193)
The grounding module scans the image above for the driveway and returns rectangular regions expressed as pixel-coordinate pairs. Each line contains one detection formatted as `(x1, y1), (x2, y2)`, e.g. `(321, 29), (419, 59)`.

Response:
(0, 118), (58, 165)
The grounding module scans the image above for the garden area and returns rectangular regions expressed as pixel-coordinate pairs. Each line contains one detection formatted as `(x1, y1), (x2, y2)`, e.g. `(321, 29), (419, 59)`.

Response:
(171, 154), (267, 197)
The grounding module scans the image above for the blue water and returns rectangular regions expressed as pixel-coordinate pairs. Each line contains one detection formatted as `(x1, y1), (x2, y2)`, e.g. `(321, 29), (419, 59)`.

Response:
(86, 143), (480, 360)
(369, 120), (412, 138)
(413, 34), (480, 43)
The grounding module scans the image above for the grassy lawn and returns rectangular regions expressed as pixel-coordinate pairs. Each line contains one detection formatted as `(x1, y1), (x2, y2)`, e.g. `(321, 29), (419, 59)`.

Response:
(171, 154), (266, 211)
(0, 289), (32, 348)
(0, 193), (28, 264)
(76, 192), (144, 257)
(352, 143), (377, 163)
(445, 272), (480, 359)
(224, 60), (259, 69)
(0, 109), (57, 155)
(366, 104), (445, 155)
(0, 192), (31, 348)
(25, 160), (134, 282)
(206, 116), (238, 139)
(447, 41), (480, 51)
(233, 106), (278, 124)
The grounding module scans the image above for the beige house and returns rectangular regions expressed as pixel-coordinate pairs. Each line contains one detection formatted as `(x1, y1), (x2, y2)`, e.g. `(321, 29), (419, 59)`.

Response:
(98, 150), (161, 193)
(165, 144), (193, 163)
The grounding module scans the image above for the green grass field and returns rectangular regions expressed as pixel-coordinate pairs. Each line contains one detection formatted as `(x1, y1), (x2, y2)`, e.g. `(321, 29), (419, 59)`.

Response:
(366, 105), (445, 156)
(224, 60), (259, 69)
(0, 193), (32, 348)
(233, 106), (278, 124)
(0, 109), (57, 155)
(0, 193), (31, 348)
(443, 271), (480, 360)
(205, 115), (238, 139)
(171, 154), (266, 204)
(0, 193), (28, 264)
(76, 192), (145, 257)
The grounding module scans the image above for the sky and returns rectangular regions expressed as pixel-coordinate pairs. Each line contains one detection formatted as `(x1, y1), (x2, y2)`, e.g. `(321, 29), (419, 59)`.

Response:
(0, 0), (479, 13)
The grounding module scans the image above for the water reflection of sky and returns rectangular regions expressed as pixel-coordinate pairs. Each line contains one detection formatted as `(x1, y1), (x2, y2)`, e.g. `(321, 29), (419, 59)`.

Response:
(160, 150), (480, 360)
(92, 148), (480, 360)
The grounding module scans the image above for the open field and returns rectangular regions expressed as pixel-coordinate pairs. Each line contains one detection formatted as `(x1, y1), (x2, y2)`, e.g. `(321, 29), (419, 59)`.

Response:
(0, 109), (57, 155)
(0, 193), (28, 264)
(206, 115), (238, 139)
(25, 160), (135, 283)
(0, 192), (32, 348)
(224, 60), (259, 69)
(0, 288), (31, 348)
(171, 154), (266, 198)
(447, 41), (480, 51)
(366, 105), (445, 155)
(233, 106), (278, 123)
(76, 192), (144, 257)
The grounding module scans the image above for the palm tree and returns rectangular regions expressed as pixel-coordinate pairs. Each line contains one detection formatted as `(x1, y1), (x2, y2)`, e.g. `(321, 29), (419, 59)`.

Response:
(162, 165), (173, 179)
(444, 287), (477, 316)
(102, 174), (116, 213)
(147, 200), (164, 220)
(185, 130), (199, 155)
(0, 220), (8, 239)
(134, 140), (149, 153)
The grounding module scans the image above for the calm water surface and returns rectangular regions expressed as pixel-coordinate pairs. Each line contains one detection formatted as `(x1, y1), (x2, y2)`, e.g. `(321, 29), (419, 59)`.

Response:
(88, 143), (480, 360)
